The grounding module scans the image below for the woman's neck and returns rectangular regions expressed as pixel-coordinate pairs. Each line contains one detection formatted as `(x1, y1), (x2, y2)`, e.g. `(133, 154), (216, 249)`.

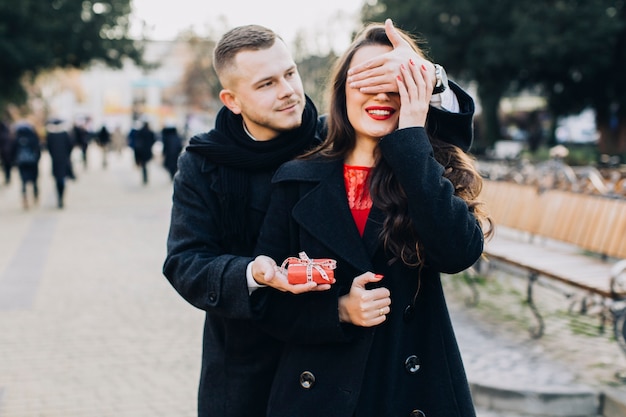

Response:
(345, 137), (377, 167)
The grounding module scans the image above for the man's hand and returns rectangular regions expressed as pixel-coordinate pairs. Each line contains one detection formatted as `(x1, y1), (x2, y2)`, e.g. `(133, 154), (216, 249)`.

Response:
(338, 272), (391, 327)
(346, 19), (436, 94)
(251, 255), (331, 294)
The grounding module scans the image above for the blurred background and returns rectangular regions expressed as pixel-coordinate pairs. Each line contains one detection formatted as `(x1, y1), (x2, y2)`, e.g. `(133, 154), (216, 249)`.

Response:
(1, 2), (626, 416)
(0, 0), (624, 166)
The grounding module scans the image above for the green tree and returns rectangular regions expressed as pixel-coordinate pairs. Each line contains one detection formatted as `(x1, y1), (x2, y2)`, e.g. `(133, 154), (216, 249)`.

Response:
(362, 0), (626, 154)
(0, 0), (144, 112)
(363, 0), (524, 150)
(514, 1), (625, 153)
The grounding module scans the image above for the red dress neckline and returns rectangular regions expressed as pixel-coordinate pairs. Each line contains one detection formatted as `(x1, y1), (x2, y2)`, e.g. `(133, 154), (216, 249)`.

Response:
(343, 165), (373, 236)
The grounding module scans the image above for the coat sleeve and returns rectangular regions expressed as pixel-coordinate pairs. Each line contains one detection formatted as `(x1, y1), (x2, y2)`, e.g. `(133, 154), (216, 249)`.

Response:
(252, 176), (360, 345)
(378, 127), (484, 273)
(162, 151), (254, 319)
(426, 81), (475, 152)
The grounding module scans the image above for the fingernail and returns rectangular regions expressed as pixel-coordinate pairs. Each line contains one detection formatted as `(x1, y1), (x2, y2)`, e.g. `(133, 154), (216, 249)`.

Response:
(374, 274), (384, 279)
(396, 75), (402, 81)
(400, 63), (406, 71)
(409, 58), (415, 66)
(421, 64), (427, 71)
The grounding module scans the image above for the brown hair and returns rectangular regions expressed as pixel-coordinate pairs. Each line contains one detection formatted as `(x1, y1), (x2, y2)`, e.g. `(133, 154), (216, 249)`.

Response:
(309, 23), (492, 267)
(213, 25), (282, 84)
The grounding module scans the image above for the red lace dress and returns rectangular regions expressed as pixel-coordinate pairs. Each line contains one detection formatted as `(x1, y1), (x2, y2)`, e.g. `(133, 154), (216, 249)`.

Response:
(343, 165), (373, 236)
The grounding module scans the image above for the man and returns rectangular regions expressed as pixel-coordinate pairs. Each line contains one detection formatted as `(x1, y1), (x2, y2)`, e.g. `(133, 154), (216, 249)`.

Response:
(163, 21), (475, 417)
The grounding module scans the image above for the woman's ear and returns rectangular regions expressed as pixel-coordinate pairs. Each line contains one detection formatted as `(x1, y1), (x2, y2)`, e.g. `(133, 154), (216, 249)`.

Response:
(219, 89), (242, 115)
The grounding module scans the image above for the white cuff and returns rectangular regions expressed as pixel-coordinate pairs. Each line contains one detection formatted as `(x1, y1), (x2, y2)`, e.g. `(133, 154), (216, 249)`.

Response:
(430, 87), (460, 113)
(246, 261), (266, 295)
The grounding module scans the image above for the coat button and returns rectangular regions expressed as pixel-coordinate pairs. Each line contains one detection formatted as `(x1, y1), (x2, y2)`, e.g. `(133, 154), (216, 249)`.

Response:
(299, 371), (315, 389)
(403, 305), (415, 322)
(404, 355), (421, 374)
(208, 292), (217, 303)
(410, 410), (426, 417)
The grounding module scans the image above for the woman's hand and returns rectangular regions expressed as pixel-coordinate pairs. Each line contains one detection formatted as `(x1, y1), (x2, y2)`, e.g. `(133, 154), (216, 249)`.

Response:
(396, 59), (432, 129)
(251, 255), (332, 293)
(347, 19), (436, 95)
(338, 272), (391, 327)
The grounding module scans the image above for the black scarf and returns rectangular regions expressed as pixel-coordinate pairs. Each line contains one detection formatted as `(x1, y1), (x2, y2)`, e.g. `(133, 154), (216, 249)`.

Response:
(186, 96), (319, 249)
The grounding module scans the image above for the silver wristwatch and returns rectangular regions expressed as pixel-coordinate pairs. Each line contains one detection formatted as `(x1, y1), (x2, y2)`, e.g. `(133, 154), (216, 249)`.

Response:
(432, 64), (448, 95)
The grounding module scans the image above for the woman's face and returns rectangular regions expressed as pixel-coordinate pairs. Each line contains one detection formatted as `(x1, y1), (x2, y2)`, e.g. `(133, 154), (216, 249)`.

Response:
(345, 44), (400, 144)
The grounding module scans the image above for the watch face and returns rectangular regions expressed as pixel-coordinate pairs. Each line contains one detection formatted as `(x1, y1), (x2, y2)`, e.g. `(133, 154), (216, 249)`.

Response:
(434, 64), (443, 86)
(433, 64), (447, 94)
(440, 66), (448, 85)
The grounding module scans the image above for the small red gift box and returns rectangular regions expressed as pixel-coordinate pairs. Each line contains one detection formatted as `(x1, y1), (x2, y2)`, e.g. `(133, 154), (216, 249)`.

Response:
(280, 252), (337, 285)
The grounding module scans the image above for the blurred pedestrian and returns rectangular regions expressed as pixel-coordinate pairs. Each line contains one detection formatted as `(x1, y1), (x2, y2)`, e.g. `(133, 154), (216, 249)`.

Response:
(160, 124), (182, 181)
(72, 120), (90, 170)
(111, 126), (125, 154)
(46, 118), (73, 209)
(131, 120), (155, 185)
(13, 122), (41, 209)
(0, 120), (15, 185)
(96, 125), (111, 168)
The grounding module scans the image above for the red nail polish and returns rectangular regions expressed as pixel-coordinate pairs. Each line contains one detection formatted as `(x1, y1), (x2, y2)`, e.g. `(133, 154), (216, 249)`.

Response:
(396, 75), (402, 81)
(374, 274), (384, 279)
(421, 64), (427, 71)
(400, 63), (406, 71)
(409, 58), (415, 66)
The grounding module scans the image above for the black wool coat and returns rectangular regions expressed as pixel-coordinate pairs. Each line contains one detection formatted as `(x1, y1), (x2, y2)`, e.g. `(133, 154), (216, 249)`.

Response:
(253, 127), (485, 417)
(163, 150), (281, 417)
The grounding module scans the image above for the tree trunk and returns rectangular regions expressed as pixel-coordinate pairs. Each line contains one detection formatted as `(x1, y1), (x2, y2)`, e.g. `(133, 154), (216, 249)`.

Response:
(595, 103), (622, 155)
(476, 85), (504, 151)
(617, 116), (626, 155)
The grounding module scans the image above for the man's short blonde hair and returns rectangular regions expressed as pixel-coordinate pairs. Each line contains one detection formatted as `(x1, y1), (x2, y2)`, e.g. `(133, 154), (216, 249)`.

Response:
(213, 25), (281, 86)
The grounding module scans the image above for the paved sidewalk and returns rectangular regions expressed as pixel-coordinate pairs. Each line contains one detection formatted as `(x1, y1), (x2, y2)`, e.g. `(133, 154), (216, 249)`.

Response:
(1, 148), (204, 417)
(0, 147), (624, 417)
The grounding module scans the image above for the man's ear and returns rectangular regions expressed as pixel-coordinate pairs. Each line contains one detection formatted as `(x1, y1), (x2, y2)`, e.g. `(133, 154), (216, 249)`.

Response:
(219, 89), (242, 115)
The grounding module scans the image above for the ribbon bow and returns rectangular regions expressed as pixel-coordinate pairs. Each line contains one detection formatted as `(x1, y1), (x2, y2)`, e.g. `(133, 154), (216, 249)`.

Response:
(281, 251), (337, 283)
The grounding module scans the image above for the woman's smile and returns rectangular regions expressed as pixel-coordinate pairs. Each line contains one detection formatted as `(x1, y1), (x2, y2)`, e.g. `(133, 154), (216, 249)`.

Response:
(365, 106), (396, 120)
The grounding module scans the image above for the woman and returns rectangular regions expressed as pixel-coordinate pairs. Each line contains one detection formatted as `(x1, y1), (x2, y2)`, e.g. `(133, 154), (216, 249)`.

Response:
(252, 21), (492, 417)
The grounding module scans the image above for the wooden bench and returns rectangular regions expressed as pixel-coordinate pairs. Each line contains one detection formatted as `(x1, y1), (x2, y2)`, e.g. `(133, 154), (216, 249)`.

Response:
(474, 179), (626, 357)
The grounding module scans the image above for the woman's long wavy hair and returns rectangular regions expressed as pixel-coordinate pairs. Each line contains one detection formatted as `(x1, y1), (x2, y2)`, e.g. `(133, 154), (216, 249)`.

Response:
(306, 23), (492, 267)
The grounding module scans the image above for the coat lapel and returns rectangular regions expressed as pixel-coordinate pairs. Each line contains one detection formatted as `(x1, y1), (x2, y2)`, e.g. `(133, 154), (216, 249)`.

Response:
(290, 162), (378, 273)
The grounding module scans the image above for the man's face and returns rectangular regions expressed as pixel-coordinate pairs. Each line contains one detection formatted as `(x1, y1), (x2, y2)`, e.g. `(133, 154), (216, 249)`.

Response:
(221, 40), (306, 141)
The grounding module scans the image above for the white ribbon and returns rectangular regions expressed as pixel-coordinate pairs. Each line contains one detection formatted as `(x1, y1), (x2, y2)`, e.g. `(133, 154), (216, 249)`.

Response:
(280, 251), (336, 283)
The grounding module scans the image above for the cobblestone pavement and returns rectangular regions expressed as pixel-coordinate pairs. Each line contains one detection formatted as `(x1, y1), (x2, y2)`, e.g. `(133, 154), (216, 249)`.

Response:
(0, 147), (624, 417)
